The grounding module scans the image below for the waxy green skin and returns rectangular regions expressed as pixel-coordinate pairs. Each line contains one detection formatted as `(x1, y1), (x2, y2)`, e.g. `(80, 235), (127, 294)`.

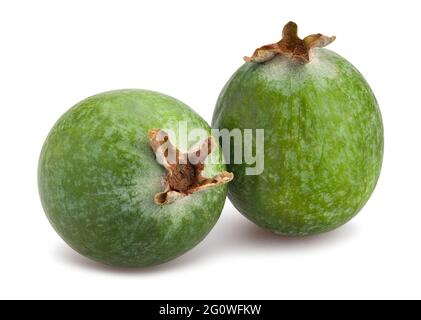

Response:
(39, 89), (227, 267)
(213, 49), (383, 236)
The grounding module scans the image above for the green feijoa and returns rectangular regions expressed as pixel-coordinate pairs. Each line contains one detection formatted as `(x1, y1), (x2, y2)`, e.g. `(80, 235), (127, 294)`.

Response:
(39, 89), (232, 267)
(212, 22), (383, 236)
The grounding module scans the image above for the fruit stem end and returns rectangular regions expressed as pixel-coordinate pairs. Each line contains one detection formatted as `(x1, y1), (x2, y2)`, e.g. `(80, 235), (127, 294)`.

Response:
(244, 21), (336, 63)
(148, 129), (233, 205)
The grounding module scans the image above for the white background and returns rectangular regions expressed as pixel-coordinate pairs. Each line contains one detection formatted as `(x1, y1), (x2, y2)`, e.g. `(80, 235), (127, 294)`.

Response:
(1, 0), (420, 300)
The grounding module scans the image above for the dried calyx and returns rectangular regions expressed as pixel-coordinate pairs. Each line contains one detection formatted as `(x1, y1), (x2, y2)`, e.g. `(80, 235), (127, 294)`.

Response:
(148, 129), (233, 205)
(244, 21), (336, 63)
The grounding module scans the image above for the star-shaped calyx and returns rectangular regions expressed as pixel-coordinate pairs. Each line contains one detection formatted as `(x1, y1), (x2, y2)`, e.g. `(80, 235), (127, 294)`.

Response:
(244, 21), (336, 63)
(148, 129), (233, 205)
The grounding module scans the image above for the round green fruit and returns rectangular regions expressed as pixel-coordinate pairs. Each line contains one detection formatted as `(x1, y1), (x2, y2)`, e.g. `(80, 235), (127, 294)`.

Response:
(38, 89), (232, 267)
(212, 22), (383, 236)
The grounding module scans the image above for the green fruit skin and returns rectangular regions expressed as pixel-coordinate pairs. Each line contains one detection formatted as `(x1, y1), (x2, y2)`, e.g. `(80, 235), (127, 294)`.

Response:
(39, 89), (228, 267)
(213, 49), (383, 236)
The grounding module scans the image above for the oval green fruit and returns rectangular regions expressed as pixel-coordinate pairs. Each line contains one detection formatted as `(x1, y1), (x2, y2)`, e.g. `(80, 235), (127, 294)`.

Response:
(39, 89), (232, 267)
(212, 22), (384, 236)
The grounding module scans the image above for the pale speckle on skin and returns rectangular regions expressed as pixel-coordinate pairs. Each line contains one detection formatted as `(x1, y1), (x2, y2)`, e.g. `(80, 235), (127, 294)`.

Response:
(257, 49), (338, 96)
